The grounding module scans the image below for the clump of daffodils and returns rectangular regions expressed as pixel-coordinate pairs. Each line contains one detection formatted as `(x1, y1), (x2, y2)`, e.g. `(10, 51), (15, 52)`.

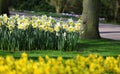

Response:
(0, 14), (81, 33)
(0, 14), (82, 51)
(0, 53), (120, 74)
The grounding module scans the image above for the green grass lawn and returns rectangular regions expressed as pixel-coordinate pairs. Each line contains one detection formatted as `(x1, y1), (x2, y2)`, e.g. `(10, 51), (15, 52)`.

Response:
(77, 38), (120, 56)
(0, 38), (120, 58)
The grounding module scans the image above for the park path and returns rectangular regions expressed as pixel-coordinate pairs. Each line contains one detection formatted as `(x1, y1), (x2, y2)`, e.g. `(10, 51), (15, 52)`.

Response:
(10, 11), (120, 40)
(99, 24), (120, 40)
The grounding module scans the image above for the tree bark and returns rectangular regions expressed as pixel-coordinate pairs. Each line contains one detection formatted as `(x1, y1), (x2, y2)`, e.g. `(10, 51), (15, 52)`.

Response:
(116, 0), (120, 24)
(114, 0), (119, 23)
(56, 6), (61, 13)
(45, 0), (67, 13)
(80, 0), (101, 39)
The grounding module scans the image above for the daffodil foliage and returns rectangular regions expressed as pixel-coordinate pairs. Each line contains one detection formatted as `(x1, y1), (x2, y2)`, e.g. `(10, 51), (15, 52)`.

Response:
(0, 53), (120, 74)
(0, 14), (82, 51)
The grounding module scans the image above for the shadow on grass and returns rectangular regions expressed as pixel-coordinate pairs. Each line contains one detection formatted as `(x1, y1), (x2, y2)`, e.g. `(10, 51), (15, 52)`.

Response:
(77, 38), (120, 52)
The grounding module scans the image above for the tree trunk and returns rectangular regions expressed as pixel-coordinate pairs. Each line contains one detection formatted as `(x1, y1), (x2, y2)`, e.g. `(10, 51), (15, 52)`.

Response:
(114, 0), (119, 23)
(116, 0), (120, 24)
(56, 6), (61, 13)
(0, 0), (9, 16)
(55, 1), (66, 13)
(46, 0), (67, 13)
(117, 7), (120, 24)
(80, 0), (101, 39)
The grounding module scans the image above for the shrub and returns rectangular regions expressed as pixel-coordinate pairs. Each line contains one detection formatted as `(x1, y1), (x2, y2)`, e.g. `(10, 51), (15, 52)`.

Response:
(9, 0), (55, 12)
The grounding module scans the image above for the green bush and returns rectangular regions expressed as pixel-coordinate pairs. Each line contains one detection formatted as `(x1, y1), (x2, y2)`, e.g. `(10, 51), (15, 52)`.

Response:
(10, 0), (55, 12)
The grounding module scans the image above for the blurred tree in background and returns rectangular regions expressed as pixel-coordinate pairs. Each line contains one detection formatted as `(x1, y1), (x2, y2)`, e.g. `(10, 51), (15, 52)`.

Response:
(101, 0), (120, 23)
(9, 0), (55, 12)
(0, 0), (9, 16)
(64, 0), (83, 14)
(7, 0), (120, 24)
(45, 0), (67, 13)
(115, 0), (120, 24)
(45, 0), (83, 14)
(9, 0), (82, 14)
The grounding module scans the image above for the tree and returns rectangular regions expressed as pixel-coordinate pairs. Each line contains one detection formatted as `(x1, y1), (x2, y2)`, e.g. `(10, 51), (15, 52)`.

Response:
(0, 0), (9, 16)
(45, 0), (68, 13)
(101, 0), (120, 24)
(115, 0), (120, 24)
(64, 0), (83, 14)
(80, 0), (101, 39)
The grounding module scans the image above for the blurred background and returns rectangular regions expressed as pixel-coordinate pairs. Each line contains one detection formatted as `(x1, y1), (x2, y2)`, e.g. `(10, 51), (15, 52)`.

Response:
(1, 0), (120, 24)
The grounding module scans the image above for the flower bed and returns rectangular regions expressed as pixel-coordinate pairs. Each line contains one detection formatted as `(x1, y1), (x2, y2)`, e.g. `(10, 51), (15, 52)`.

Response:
(0, 53), (120, 74)
(0, 14), (82, 51)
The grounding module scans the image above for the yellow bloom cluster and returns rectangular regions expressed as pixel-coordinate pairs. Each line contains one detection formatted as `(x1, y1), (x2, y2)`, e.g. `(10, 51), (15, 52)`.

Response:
(0, 53), (120, 74)
(0, 14), (82, 33)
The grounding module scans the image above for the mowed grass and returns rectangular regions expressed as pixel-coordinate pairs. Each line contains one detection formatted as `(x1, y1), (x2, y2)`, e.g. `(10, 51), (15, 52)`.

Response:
(0, 38), (120, 58)
(77, 38), (120, 56)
